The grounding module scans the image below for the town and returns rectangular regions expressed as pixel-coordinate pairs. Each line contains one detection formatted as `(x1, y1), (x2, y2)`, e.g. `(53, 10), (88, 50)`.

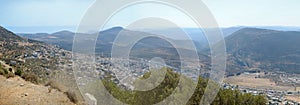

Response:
(1, 36), (300, 105)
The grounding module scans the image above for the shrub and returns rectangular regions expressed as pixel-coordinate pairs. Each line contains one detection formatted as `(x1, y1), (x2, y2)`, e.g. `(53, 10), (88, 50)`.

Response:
(21, 72), (39, 84)
(0, 68), (4, 75)
(4, 69), (8, 74)
(15, 69), (22, 76)
(45, 80), (67, 92)
(8, 68), (12, 72)
(45, 80), (83, 104)
(64, 90), (79, 104)
(0, 68), (14, 78)
(5, 72), (15, 78)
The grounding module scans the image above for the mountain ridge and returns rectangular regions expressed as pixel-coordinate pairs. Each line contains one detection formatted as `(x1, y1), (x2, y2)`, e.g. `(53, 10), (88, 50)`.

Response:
(225, 27), (300, 74)
(17, 26), (300, 74)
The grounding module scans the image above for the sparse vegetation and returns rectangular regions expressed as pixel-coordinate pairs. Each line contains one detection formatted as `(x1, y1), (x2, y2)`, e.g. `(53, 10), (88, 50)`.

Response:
(0, 68), (5, 75)
(45, 80), (67, 92)
(64, 90), (80, 104)
(0, 64), (15, 78)
(3, 69), (7, 74)
(21, 72), (39, 84)
(45, 80), (84, 104)
(5, 72), (15, 78)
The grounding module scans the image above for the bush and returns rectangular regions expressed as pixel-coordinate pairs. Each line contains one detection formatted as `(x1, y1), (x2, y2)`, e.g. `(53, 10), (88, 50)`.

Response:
(15, 69), (22, 76)
(5, 72), (15, 78)
(8, 68), (12, 72)
(45, 80), (83, 104)
(64, 90), (79, 104)
(0, 68), (14, 78)
(0, 68), (3, 75)
(45, 80), (67, 92)
(4, 69), (8, 74)
(21, 72), (39, 84)
(0, 69), (9, 76)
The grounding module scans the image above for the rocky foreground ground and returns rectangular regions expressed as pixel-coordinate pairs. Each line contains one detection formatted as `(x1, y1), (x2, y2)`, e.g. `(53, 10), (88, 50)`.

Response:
(0, 75), (75, 105)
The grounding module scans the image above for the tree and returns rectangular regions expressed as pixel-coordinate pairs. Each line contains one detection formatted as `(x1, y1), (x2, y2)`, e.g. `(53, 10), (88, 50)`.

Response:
(15, 69), (22, 76)
(101, 67), (267, 105)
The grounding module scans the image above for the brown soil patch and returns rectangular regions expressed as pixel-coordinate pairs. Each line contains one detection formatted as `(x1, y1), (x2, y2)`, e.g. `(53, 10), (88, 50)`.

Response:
(0, 75), (75, 105)
(285, 95), (300, 103)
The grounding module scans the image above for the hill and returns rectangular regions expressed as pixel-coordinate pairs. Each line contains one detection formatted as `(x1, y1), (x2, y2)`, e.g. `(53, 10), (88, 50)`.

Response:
(0, 26), (61, 82)
(0, 26), (24, 41)
(94, 68), (267, 105)
(226, 28), (300, 74)
(0, 26), (84, 104)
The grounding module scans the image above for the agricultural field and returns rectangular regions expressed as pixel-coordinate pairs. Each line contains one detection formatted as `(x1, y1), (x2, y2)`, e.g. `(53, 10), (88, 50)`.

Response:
(224, 73), (297, 91)
(285, 95), (300, 103)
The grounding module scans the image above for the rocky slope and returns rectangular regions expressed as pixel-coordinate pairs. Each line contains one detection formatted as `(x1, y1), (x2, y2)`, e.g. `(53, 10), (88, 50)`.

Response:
(0, 26), (84, 104)
(0, 75), (75, 105)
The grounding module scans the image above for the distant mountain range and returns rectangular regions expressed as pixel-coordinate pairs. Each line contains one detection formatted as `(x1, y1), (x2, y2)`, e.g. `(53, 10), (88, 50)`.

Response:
(17, 26), (300, 75)
(19, 27), (210, 68)
(19, 27), (207, 51)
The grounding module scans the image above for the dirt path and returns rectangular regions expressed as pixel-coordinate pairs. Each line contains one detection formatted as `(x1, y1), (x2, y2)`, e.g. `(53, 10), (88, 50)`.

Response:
(0, 75), (75, 105)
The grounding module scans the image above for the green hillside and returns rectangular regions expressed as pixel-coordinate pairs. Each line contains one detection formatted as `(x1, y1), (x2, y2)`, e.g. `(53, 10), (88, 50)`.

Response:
(97, 68), (267, 105)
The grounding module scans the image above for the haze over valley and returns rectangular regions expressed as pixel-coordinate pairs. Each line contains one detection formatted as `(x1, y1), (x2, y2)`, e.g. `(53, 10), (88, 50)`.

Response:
(1, 0), (300, 105)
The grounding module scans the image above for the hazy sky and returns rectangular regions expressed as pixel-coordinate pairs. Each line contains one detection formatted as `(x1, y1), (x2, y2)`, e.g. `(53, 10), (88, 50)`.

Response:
(0, 0), (93, 27)
(203, 0), (300, 27)
(1, 0), (300, 32)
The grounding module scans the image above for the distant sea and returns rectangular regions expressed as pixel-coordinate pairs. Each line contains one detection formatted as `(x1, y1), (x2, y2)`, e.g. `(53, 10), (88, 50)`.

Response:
(6, 26), (77, 34)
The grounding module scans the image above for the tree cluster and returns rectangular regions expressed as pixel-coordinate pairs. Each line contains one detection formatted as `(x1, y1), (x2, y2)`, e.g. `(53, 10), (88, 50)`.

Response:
(100, 68), (267, 105)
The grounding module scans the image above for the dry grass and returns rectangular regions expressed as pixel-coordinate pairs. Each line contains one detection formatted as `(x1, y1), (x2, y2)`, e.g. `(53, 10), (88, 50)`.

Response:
(45, 80), (68, 92)
(5, 72), (15, 78)
(45, 80), (85, 105)
(285, 95), (300, 103)
(64, 90), (81, 104)
(21, 72), (39, 84)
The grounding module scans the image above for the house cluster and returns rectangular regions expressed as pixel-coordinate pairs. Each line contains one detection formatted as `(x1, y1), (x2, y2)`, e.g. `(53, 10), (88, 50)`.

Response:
(22, 45), (69, 60)
(254, 72), (300, 89)
(74, 55), (202, 90)
(0, 39), (74, 79)
(95, 57), (155, 90)
(223, 83), (300, 105)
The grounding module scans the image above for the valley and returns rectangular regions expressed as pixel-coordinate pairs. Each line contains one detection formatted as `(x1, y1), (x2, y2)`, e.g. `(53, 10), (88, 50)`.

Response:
(2, 25), (300, 104)
(2, 0), (300, 104)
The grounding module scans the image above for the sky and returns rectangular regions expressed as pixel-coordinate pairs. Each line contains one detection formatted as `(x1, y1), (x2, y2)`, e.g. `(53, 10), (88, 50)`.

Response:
(0, 0), (300, 33)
